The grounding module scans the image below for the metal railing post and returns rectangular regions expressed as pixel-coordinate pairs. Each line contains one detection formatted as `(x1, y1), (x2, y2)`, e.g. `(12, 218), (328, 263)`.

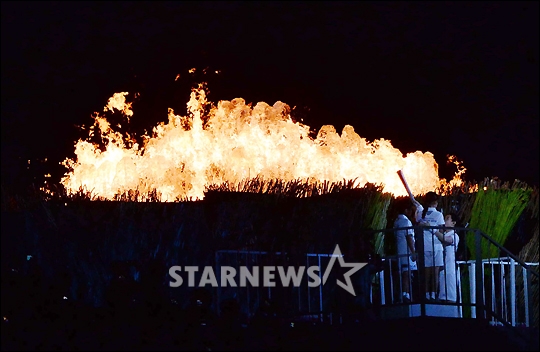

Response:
(510, 258), (516, 326)
(306, 254), (311, 313)
(215, 250), (221, 316)
(492, 262), (496, 323)
(470, 262), (476, 319)
(415, 225), (426, 317)
(527, 268), (534, 329)
(524, 267), (530, 327)
(379, 270), (385, 305)
(475, 230), (485, 321)
(318, 254), (323, 318)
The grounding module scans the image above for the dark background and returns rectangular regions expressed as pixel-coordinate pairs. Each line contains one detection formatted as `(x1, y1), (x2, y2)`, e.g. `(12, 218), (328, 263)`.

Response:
(2, 1), (539, 192)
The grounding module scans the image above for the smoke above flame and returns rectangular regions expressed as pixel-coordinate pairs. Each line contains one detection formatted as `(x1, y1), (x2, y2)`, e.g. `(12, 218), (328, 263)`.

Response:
(60, 80), (465, 201)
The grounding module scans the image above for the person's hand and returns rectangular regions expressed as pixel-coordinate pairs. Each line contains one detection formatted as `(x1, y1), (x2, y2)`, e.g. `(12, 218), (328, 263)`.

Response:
(411, 253), (417, 262)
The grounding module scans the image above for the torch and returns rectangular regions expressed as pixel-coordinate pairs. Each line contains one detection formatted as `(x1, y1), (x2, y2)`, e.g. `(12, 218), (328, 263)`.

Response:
(397, 169), (416, 203)
(397, 169), (426, 223)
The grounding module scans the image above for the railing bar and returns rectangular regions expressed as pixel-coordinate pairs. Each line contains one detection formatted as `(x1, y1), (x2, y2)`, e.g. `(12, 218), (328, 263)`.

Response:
(457, 265), (463, 317)
(457, 259), (539, 266)
(318, 255), (323, 316)
(396, 259), (402, 304)
(491, 262), (496, 324)
(389, 259), (394, 304)
(298, 266), (301, 312)
(307, 254), (311, 313)
(501, 260), (506, 323)
(380, 269), (385, 305)
(370, 275), (373, 304)
(523, 266), (529, 327)
(470, 262), (476, 319)
(215, 251), (221, 317)
(510, 258), (516, 326)
(481, 259), (485, 320)
(246, 253), (251, 318)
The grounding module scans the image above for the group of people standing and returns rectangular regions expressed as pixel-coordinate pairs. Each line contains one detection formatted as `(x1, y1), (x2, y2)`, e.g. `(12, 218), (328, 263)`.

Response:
(393, 191), (461, 303)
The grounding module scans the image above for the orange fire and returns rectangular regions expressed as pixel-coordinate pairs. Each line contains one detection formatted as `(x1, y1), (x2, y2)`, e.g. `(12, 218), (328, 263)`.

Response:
(59, 80), (465, 201)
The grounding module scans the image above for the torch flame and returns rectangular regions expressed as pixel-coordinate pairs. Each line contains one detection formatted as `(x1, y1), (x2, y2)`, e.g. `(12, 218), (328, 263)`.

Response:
(60, 83), (465, 201)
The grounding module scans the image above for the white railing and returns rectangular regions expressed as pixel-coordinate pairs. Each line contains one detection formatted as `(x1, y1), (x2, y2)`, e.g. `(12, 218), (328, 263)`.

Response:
(375, 256), (539, 327)
(457, 257), (539, 327)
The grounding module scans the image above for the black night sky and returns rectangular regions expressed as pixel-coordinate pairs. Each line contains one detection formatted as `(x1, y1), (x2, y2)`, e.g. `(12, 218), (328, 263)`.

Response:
(2, 1), (539, 191)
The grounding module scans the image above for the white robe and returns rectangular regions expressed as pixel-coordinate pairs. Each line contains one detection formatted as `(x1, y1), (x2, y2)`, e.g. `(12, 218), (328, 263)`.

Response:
(439, 230), (459, 302)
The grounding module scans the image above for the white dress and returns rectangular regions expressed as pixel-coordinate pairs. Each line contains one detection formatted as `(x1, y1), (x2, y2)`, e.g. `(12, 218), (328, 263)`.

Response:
(439, 230), (459, 301)
(422, 207), (445, 267)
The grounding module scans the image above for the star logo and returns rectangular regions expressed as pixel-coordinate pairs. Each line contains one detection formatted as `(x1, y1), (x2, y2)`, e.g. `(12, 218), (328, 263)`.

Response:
(322, 244), (367, 296)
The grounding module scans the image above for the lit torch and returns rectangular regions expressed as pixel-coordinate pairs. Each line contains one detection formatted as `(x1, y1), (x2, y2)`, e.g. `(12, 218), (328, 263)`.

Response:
(397, 169), (415, 202)
(397, 169), (424, 222)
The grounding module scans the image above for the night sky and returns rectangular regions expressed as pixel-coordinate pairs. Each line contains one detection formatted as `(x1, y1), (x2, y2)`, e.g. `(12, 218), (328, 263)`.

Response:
(2, 1), (539, 192)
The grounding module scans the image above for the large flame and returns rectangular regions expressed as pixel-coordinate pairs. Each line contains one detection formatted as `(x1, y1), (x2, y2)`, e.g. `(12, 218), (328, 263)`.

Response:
(60, 81), (465, 201)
